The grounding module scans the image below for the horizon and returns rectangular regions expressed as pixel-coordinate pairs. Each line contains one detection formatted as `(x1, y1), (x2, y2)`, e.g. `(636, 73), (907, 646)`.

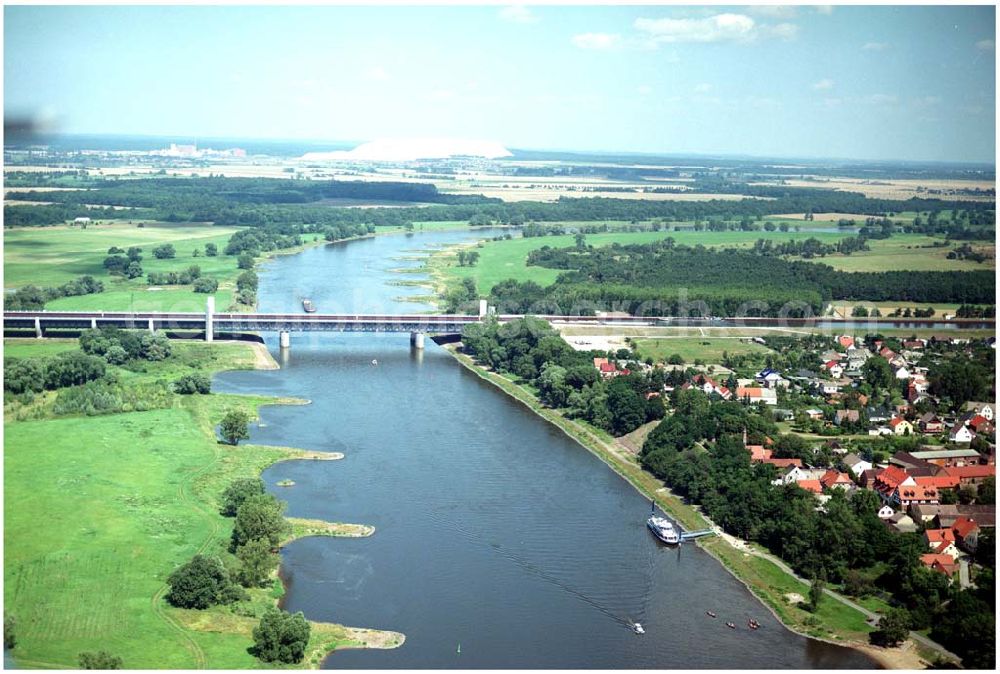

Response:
(5, 4), (996, 164)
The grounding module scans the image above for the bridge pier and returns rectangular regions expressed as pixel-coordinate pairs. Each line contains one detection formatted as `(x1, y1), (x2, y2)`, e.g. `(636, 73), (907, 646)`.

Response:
(148, 318), (155, 334)
(279, 331), (291, 349)
(91, 318), (97, 330)
(205, 296), (214, 342)
(34, 317), (42, 339)
(410, 331), (425, 349)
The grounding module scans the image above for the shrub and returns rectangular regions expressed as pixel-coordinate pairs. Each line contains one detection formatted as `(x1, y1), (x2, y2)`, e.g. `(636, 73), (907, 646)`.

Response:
(251, 609), (310, 664)
(4, 358), (46, 394)
(237, 253), (255, 269)
(79, 651), (123, 669)
(205, 242), (218, 256)
(192, 277), (219, 294)
(43, 352), (107, 389)
(152, 243), (176, 259)
(165, 555), (245, 609)
(174, 372), (211, 394)
(220, 478), (265, 516)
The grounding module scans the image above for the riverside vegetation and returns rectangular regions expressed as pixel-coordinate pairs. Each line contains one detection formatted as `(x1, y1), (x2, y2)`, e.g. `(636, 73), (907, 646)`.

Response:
(3, 333), (402, 668)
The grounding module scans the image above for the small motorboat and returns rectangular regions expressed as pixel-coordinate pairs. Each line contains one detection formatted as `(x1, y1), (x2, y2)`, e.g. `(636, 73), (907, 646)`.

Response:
(706, 611), (717, 618)
(371, 359), (378, 366)
(633, 623), (645, 635)
(726, 621), (736, 629)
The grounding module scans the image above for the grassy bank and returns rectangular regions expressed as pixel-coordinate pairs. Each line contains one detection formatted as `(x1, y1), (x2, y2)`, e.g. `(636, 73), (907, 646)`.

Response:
(3, 338), (401, 668)
(443, 344), (917, 666)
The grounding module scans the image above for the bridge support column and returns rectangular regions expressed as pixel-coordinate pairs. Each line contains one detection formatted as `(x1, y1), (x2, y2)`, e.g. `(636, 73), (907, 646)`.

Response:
(34, 317), (42, 339)
(205, 296), (214, 342)
(279, 331), (291, 349)
(148, 318), (155, 334)
(91, 318), (98, 329)
(479, 299), (488, 318)
(410, 331), (425, 349)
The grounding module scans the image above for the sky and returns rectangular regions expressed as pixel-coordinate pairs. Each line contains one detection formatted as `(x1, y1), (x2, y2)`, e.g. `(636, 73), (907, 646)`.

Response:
(4, 4), (997, 163)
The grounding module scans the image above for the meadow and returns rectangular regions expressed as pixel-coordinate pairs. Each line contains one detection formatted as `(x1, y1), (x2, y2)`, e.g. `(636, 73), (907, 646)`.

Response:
(806, 234), (995, 272)
(630, 337), (773, 364)
(4, 222), (243, 312)
(2, 339), (388, 668)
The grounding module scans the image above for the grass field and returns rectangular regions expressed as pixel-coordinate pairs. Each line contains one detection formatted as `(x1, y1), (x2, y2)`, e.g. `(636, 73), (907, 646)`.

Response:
(432, 229), (852, 294)
(808, 235), (995, 272)
(631, 337), (773, 364)
(3, 339), (395, 668)
(4, 222), (244, 312)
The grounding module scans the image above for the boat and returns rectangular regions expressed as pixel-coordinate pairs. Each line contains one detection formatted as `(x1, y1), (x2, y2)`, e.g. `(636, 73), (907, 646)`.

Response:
(706, 611), (717, 618)
(302, 298), (317, 313)
(646, 513), (680, 545)
(726, 621), (736, 629)
(633, 623), (645, 635)
(371, 359), (378, 366)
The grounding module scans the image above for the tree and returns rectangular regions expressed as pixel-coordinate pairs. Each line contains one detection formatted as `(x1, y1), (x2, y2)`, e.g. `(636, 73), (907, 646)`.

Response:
(205, 242), (218, 256)
(193, 277), (219, 293)
(232, 494), (290, 550)
(152, 243), (176, 259)
(467, 251), (480, 267)
(166, 555), (243, 609)
(79, 651), (123, 669)
(251, 608), (311, 664)
(808, 576), (825, 612)
(862, 356), (894, 391)
(237, 537), (280, 587)
(237, 253), (255, 269)
(871, 608), (911, 647)
(220, 477), (265, 516)
(174, 373), (211, 394)
(4, 613), (15, 649)
(219, 409), (251, 445)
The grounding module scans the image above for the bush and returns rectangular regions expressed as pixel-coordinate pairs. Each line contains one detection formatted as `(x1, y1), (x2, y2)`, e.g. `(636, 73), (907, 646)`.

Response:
(152, 243), (176, 259)
(232, 494), (290, 551)
(166, 555), (245, 609)
(251, 609), (310, 664)
(174, 373), (211, 394)
(79, 651), (123, 669)
(237, 253), (255, 269)
(4, 358), (46, 394)
(220, 478), (265, 517)
(42, 352), (107, 389)
(4, 613), (15, 649)
(192, 277), (219, 294)
(205, 242), (218, 256)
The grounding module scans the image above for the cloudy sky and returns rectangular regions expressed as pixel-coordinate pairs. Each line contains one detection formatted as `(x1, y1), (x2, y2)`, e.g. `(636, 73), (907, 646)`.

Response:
(4, 4), (996, 162)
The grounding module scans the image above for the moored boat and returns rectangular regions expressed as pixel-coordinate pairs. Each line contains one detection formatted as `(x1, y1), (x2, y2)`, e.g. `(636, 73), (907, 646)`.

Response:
(646, 514), (680, 544)
(302, 298), (317, 313)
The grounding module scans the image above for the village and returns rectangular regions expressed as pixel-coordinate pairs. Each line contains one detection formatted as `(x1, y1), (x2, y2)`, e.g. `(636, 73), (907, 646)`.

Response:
(590, 331), (996, 590)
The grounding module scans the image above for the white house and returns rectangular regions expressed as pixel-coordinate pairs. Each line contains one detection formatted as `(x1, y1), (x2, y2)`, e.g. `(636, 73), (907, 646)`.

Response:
(894, 366), (911, 380)
(844, 453), (873, 477)
(949, 424), (975, 443)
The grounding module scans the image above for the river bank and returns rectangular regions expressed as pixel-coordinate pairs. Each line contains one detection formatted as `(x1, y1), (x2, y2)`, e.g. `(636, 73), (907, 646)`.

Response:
(441, 343), (924, 668)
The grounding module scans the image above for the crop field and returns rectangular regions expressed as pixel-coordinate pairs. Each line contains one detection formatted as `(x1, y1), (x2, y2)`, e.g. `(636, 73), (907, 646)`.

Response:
(631, 337), (773, 364)
(4, 222), (245, 311)
(808, 235), (995, 272)
(435, 229), (851, 293)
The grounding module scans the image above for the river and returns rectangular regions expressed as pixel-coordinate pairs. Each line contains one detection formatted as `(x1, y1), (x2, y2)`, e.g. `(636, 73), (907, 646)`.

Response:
(214, 229), (877, 669)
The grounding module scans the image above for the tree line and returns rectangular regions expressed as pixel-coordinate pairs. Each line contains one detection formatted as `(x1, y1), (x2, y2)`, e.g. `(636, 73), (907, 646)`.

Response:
(4, 275), (104, 310)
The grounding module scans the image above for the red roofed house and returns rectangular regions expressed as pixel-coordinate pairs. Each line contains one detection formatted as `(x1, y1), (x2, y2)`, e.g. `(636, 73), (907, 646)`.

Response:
(735, 386), (777, 406)
(968, 414), (995, 435)
(762, 458), (803, 469)
(941, 464), (996, 487)
(951, 517), (982, 553)
(838, 335), (855, 349)
(888, 417), (913, 436)
(923, 529), (960, 559)
(914, 475), (960, 491)
(921, 553), (959, 578)
(873, 466), (939, 508)
(683, 374), (732, 400)
(797, 479), (823, 494)
(823, 360), (844, 378)
(747, 445), (772, 462)
(820, 469), (853, 491)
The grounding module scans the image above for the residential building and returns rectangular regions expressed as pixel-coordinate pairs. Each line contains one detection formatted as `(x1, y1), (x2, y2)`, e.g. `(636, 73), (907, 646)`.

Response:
(735, 387), (778, 406)
(843, 453), (872, 477)
(888, 417), (913, 436)
(920, 553), (959, 578)
(923, 529), (960, 559)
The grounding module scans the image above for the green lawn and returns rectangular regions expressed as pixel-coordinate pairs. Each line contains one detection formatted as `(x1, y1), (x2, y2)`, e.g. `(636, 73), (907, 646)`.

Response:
(632, 337), (772, 364)
(2, 339), (372, 668)
(435, 229), (851, 294)
(810, 234), (995, 272)
(4, 222), (245, 311)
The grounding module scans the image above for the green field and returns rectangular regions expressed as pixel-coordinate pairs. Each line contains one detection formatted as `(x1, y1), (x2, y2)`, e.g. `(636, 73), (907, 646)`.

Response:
(4, 222), (243, 311)
(2, 340), (389, 668)
(631, 337), (773, 364)
(434, 229), (851, 294)
(809, 234), (995, 272)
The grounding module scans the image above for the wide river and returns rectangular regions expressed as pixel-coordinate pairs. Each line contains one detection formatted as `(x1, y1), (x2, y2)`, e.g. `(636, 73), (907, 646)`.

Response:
(214, 229), (877, 669)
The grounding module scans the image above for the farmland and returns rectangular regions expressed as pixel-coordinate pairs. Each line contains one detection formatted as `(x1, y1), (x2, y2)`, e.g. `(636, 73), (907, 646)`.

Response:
(630, 336), (774, 364)
(805, 235), (995, 272)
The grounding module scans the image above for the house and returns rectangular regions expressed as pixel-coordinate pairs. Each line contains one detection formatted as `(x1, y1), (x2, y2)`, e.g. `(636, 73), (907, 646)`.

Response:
(804, 408), (824, 421)
(951, 517), (982, 553)
(796, 479), (824, 494)
(941, 464), (995, 487)
(843, 453), (872, 477)
(886, 511), (918, 533)
(918, 413), (945, 434)
(890, 452), (938, 477)
(888, 417), (913, 436)
(819, 469), (853, 491)
(835, 410), (861, 426)
(837, 335), (855, 349)
(948, 424), (975, 444)
(910, 448), (981, 468)
(821, 350), (844, 363)
(747, 445), (772, 461)
(923, 529), (960, 559)
(73, 216), (92, 224)
(895, 366), (911, 380)
(756, 369), (789, 389)
(903, 339), (925, 350)
(914, 475), (961, 492)
(872, 465), (939, 508)
(822, 361), (844, 378)
(920, 553), (959, 578)
(879, 346), (897, 360)
(967, 414), (995, 436)
(962, 402), (995, 421)
(736, 387), (778, 406)
(772, 408), (794, 422)
(682, 374), (732, 400)
(761, 457), (803, 469)
(774, 465), (818, 485)
(877, 504), (895, 519)
(866, 406), (891, 423)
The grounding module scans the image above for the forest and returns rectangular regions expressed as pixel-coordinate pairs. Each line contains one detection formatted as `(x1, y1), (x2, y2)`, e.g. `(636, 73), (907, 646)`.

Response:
(485, 240), (995, 316)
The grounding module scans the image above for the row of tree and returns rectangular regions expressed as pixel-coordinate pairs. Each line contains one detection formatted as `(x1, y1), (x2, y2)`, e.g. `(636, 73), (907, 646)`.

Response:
(4, 275), (105, 310)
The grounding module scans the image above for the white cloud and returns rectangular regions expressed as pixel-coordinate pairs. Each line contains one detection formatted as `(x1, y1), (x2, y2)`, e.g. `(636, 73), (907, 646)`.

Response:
(634, 13), (757, 44)
(814, 5), (834, 15)
(571, 33), (621, 50)
(811, 78), (834, 91)
(868, 94), (898, 105)
(747, 6), (797, 19)
(862, 42), (888, 51)
(637, 85), (653, 96)
(976, 39), (995, 51)
(364, 66), (390, 82)
(499, 5), (537, 24)
(694, 83), (713, 93)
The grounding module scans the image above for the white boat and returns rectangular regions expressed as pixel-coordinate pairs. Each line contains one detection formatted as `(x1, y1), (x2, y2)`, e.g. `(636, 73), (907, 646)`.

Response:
(633, 622), (645, 634)
(647, 514), (680, 545)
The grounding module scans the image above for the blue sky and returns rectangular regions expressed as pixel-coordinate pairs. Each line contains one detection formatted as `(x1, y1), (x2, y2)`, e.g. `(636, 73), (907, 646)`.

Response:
(4, 4), (996, 162)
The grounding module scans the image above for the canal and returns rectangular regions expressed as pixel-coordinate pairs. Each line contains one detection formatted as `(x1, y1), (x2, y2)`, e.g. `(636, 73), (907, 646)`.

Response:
(214, 229), (877, 669)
